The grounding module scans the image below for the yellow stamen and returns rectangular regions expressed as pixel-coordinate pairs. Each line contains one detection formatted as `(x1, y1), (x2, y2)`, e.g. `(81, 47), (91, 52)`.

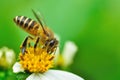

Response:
(19, 47), (54, 73)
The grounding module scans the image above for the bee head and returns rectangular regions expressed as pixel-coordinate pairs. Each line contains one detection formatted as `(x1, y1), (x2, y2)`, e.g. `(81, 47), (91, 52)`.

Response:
(47, 39), (58, 54)
(49, 39), (58, 47)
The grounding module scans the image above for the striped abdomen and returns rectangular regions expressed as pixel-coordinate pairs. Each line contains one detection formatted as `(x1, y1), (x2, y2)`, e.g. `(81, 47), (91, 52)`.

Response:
(14, 16), (40, 36)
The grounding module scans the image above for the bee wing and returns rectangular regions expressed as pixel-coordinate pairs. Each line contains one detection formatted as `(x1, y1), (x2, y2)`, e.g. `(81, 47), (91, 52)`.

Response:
(32, 9), (47, 35)
(37, 11), (47, 27)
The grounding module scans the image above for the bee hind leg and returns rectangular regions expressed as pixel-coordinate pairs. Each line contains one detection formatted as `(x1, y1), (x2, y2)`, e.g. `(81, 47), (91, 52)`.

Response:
(20, 36), (33, 54)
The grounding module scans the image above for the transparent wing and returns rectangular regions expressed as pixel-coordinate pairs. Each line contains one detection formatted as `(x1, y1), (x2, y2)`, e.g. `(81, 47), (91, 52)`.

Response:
(32, 9), (47, 34)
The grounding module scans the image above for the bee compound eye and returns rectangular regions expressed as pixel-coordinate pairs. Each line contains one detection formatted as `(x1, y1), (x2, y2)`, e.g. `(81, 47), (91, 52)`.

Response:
(49, 40), (55, 47)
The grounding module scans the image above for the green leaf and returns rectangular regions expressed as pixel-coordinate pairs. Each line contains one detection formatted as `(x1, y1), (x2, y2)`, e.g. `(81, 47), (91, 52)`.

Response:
(16, 72), (31, 80)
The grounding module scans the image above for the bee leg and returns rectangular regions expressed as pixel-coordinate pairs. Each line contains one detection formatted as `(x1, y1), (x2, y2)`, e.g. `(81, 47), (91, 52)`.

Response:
(53, 47), (58, 54)
(48, 46), (56, 54)
(20, 36), (33, 54)
(28, 42), (31, 47)
(43, 40), (49, 52)
(34, 37), (40, 51)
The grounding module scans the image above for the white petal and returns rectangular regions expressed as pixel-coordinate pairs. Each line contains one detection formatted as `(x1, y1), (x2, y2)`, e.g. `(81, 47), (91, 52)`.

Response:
(26, 73), (41, 80)
(5, 49), (15, 65)
(1, 47), (9, 51)
(13, 62), (24, 73)
(44, 70), (84, 80)
(62, 41), (78, 67)
(54, 47), (60, 64)
(26, 73), (50, 80)
(0, 47), (8, 58)
(0, 50), (3, 58)
(26, 70), (84, 80)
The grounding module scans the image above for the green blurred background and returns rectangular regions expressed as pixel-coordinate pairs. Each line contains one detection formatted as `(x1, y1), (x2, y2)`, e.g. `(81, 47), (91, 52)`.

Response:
(0, 0), (120, 80)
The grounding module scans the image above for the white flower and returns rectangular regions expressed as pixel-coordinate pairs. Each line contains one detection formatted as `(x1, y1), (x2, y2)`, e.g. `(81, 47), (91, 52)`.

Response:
(55, 41), (78, 67)
(13, 62), (84, 80)
(12, 33), (83, 80)
(0, 47), (15, 68)
(13, 62), (24, 73)
(62, 41), (78, 67)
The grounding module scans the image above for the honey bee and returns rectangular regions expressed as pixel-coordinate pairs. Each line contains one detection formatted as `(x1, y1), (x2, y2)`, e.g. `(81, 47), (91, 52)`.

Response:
(13, 10), (58, 54)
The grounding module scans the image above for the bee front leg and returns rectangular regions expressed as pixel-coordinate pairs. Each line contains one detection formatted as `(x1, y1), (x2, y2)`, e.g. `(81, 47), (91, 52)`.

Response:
(34, 37), (40, 49)
(20, 36), (33, 54)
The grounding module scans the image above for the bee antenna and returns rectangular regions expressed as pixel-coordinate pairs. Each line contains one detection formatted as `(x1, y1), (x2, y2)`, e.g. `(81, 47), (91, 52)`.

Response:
(32, 9), (47, 35)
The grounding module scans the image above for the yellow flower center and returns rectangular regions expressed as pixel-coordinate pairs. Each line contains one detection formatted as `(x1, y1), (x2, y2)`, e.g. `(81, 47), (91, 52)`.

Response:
(19, 47), (54, 73)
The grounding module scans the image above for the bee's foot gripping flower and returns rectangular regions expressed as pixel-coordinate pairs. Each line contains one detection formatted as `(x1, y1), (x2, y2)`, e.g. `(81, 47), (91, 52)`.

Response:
(19, 47), (54, 73)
